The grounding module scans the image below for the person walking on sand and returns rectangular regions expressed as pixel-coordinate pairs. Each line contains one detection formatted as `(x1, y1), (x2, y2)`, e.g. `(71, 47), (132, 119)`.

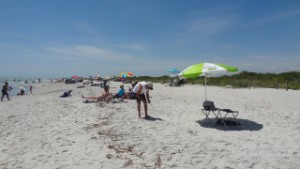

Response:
(30, 85), (32, 94)
(132, 82), (153, 118)
(1, 82), (10, 101)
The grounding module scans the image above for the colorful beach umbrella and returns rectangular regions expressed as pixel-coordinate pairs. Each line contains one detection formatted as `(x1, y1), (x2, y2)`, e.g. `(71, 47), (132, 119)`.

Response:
(71, 75), (79, 79)
(119, 72), (134, 78)
(179, 62), (238, 100)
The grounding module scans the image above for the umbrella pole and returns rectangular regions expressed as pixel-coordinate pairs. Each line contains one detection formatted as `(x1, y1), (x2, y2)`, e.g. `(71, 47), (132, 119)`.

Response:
(205, 76), (207, 100)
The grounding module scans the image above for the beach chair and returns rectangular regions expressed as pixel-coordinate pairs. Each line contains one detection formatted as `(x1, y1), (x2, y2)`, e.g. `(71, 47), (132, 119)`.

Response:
(169, 79), (184, 87)
(202, 101), (219, 122)
(202, 101), (240, 130)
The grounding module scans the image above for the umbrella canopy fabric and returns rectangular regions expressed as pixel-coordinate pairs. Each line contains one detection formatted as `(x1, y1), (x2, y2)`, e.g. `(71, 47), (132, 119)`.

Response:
(71, 75), (79, 79)
(167, 68), (180, 74)
(179, 63), (238, 79)
(179, 62), (238, 100)
(119, 72), (133, 78)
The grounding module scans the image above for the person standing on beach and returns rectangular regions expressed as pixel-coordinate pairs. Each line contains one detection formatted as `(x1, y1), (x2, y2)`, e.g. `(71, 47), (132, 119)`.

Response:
(1, 82), (10, 101)
(30, 85), (32, 94)
(132, 82), (153, 118)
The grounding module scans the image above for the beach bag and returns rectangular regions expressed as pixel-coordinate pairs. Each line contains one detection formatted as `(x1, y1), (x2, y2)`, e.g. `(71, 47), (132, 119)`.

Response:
(60, 90), (72, 97)
(203, 101), (214, 110)
(130, 92), (136, 99)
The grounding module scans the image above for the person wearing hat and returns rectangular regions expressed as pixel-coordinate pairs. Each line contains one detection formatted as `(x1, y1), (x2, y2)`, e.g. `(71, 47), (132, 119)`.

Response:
(132, 81), (153, 118)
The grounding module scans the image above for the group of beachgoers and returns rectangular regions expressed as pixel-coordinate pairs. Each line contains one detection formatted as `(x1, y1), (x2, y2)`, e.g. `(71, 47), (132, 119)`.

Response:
(1, 82), (32, 101)
(2, 80), (154, 119)
(81, 81), (154, 118)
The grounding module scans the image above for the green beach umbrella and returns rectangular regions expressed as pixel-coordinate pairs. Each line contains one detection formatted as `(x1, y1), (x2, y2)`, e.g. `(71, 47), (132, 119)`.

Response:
(179, 62), (238, 100)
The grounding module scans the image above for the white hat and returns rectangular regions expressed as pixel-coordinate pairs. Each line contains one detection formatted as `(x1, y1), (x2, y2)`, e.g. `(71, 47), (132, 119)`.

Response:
(147, 82), (153, 89)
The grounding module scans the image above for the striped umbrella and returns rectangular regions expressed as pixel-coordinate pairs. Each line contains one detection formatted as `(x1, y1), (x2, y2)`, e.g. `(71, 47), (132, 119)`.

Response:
(119, 72), (134, 78)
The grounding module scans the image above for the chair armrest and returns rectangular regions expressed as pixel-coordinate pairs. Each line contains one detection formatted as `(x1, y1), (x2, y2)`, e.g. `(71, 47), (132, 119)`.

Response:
(219, 109), (238, 113)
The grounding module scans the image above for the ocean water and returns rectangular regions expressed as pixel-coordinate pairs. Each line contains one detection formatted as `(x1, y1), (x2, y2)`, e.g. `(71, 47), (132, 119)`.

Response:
(0, 77), (49, 97)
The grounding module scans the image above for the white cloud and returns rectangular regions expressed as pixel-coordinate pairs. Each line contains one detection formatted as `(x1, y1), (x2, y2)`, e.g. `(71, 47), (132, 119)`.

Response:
(45, 45), (136, 62)
(120, 44), (146, 51)
(43, 45), (196, 76)
(71, 21), (103, 38)
(59, 45), (199, 75)
(0, 31), (27, 38)
(72, 21), (90, 31)
(247, 10), (300, 27)
(234, 54), (300, 73)
(185, 15), (238, 35)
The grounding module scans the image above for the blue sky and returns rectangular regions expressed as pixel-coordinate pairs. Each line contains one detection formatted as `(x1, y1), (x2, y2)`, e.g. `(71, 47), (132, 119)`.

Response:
(1, 0), (300, 78)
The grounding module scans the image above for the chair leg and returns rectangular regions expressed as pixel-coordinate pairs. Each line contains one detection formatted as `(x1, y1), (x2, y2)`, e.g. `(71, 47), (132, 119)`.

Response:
(217, 111), (228, 130)
(217, 110), (240, 129)
(202, 110), (213, 122)
(230, 111), (240, 126)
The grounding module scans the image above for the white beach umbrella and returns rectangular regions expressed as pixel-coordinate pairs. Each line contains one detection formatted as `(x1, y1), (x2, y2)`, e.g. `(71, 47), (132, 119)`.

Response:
(179, 62), (239, 100)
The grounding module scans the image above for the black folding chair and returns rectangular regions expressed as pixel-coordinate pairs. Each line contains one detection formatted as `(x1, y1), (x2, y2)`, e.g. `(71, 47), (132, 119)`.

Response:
(202, 100), (240, 130)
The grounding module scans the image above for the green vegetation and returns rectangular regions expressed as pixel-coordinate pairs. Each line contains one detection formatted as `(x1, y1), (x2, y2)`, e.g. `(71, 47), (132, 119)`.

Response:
(123, 71), (300, 90)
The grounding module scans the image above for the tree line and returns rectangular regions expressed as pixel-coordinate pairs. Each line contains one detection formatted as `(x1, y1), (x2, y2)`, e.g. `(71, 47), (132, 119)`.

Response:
(125, 71), (300, 90)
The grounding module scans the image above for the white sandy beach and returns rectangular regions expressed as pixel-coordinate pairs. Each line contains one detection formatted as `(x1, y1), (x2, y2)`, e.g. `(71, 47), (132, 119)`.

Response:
(0, 81), (299, 169)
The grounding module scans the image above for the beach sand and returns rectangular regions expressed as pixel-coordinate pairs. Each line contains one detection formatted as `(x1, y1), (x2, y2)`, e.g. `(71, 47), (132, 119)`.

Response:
(0, 81), (299, 169)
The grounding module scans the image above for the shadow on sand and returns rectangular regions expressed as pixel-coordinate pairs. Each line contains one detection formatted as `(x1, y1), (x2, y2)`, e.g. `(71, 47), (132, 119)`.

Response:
(196, 118), (263, 131)
(144, 115), (163, 121)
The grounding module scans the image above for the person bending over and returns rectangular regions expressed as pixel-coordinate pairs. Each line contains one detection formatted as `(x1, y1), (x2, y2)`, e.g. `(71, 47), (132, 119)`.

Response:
(132, 82), (153, 118)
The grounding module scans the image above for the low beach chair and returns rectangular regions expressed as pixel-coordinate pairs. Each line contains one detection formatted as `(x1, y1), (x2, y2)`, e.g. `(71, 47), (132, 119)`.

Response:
(202, 100), (240, 130)
(202, 100), (218, 122)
